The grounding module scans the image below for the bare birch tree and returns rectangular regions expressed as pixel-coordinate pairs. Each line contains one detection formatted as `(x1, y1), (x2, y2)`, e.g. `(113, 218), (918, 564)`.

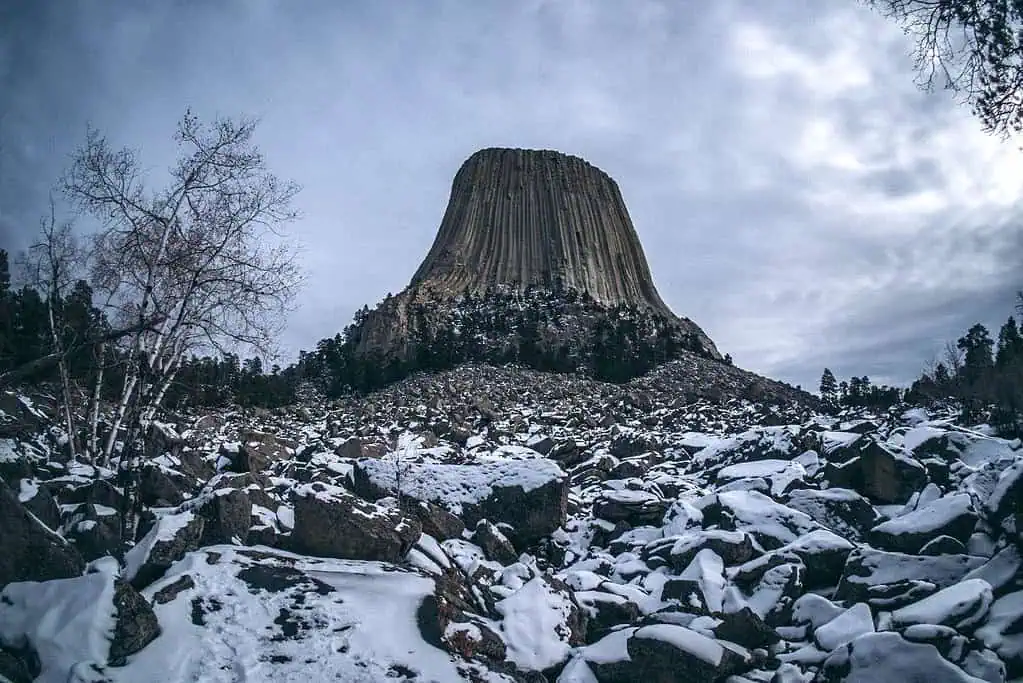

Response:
(61, 110), (302, 530)
(19, 198), (82, 461)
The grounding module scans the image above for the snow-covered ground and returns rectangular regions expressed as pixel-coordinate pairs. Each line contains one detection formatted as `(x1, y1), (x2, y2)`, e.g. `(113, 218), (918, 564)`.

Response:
(1, 367), (1022, 682)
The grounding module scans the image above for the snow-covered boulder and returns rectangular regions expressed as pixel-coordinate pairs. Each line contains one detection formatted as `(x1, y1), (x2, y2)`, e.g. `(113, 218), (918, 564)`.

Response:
(835, 547), (986, 607)
(869, 493), (979, 553)
(665, 529), (756, 571)
(985, 456), (1023, 531)
(495, 574), (586, 672)
(813, 602), (874, 652)
(0, 568), (159, 679)
(353, 457), (567, 548)
(63, 502), (122, 562)
(819, 631), (987, 682)
(625, 624), (747, 682)
(661, 549), (726, 613)
(185, 487), (251, 546)
(976, 590), (1023, 677)
(292, 482), (421, 562)
(406, 498), (465, 541)
(573, 589), (642, 643)
(715, 459), (806, 497)
(471, 519), (518, 565)
(732, 529), (853, 589)
(782, 487), (880, 541)
(137, 463), (190, 507)
(18, 477), (60, 530)
(124, 510), (205, 589)
(825, 440), (928, 504)
(593, 489), (669, 527)
(700, 490), (821, 550)
(890, 579), (994, 631)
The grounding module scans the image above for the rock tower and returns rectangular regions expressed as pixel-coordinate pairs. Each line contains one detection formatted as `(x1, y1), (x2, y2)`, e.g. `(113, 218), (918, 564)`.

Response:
(352, 147), (721, 366)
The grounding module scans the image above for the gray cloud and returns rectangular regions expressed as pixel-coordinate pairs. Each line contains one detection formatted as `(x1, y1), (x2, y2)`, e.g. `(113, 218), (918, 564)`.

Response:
(2, 0), (1021, 391)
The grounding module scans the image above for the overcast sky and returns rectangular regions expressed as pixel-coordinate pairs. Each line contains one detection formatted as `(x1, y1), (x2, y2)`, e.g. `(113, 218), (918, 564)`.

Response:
(3, 0), (1022, 390)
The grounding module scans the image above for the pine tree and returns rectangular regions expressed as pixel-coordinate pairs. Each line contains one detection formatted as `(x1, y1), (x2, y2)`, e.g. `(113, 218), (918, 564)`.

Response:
(819, 368), (838, 408)
(996, 317), (1023, 368)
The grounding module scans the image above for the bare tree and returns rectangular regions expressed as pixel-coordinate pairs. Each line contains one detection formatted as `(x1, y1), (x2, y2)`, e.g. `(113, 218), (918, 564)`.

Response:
(388, 432), (419, 513)
(868, 0), (1023, 137)
(61, 110), (302, 529)
(19, 198), (83, 461)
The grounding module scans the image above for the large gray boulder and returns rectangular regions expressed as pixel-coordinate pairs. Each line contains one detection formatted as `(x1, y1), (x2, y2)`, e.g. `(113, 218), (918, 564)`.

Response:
(836, 547), (986, 608)
(0, 484), (83, 590)
(869, 493), (978, 554)
(291, 482), (421, 562)
(353, 458), (567, 549)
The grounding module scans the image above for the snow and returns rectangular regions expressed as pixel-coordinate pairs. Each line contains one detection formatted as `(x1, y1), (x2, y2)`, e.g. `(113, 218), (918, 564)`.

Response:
(820, 431), (861, 455)
(871, 493), (974, 536)
(814, 603), (874, 651)
(17, 477), (39, 502)
(580, 627), (635, 664)
(677, 549), (725, 613)
(123, 510), (197, 582)
(494, 576), (577, 671)
(120, 546), (498, 683)
(0, 572), (117, 683)
(632, 624), (723, 666)
(358, 457), (565, 515)
(892, 579), (994, 630)
(716, 459), (806, 496)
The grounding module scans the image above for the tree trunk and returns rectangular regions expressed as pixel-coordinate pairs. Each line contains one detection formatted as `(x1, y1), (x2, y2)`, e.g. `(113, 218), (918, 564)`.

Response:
(88, 341), (105, 464)
(46, 297), (78, 462)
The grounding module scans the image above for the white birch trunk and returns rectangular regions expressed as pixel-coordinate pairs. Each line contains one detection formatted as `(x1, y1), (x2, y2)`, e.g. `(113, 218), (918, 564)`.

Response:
(46, 297), (78, 462)
(88, 341), (105, 464)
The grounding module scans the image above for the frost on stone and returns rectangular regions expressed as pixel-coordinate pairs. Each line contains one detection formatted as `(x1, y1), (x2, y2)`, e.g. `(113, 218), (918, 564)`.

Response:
(495, 576), (577, 671)
(358, 457), (565, 516)
(0, 571), (116, 680)
(891, 579), (994, 631)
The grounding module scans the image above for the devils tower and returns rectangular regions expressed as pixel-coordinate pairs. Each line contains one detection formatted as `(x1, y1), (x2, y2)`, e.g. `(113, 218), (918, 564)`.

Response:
(413, 148), (674, 313)
(335, 147), (723, 388)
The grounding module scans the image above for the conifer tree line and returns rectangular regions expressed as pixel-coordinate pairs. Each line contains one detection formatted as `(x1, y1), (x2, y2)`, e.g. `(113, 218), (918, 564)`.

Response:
(819, 294), (1023, 435)
(817, 367), (903, 412)
(293, 285), (718, 396)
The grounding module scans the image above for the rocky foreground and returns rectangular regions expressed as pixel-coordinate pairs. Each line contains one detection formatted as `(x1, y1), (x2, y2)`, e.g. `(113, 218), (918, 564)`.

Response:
(1, 363), (1022, 682)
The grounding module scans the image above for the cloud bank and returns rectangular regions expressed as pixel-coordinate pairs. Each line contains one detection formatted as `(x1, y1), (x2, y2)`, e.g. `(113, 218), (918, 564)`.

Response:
(2, 0), (1021, 389)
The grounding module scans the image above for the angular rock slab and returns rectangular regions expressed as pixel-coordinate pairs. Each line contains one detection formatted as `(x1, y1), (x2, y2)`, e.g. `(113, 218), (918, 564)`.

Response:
(292, 482), (421, 562)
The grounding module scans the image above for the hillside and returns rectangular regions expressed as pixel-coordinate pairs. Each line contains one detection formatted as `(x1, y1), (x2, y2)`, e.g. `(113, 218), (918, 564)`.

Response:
(1, 369), (1021, 682)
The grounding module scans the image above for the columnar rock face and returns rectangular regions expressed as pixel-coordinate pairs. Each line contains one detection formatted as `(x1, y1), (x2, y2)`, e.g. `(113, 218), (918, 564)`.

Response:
(351, 148), (721, 367)
(411, 148), (672, 315)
